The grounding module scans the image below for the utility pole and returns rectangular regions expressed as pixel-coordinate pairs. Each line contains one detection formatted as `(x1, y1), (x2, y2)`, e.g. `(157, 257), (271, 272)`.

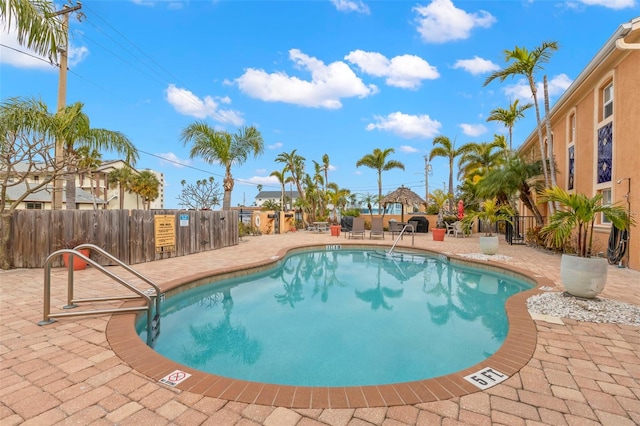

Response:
(423, 155), (431, 212)
(50, 2), (83, 210)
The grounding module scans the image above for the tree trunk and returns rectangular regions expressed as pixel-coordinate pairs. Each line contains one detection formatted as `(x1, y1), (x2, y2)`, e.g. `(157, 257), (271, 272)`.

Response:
(223, 171), (234, 211)
(0, 212), (13, 269)
(529, 75), (553, 216)
(65, 167), (77, 209)
(544, 76), (560, 212)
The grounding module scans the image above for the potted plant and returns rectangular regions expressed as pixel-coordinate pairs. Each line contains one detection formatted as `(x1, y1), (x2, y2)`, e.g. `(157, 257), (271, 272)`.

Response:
(429, 189), (451, 241)
(540, 186), (634, 298)
(463, 198), (513, 255)
(56, 237), (91, 270)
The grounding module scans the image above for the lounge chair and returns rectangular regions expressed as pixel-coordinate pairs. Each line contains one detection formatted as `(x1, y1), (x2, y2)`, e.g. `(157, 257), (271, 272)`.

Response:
(445, 222), (455, 236)
(349, 217), (366, 239)
(369, 217), (384, 239)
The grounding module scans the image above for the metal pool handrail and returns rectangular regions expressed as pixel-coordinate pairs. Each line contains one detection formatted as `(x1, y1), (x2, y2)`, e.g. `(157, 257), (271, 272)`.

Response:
(387, 223), (415, 256)
(39, 244), (162, 346)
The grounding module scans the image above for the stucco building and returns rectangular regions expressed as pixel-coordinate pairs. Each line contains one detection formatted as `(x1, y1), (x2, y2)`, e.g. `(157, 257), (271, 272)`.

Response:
(519, 16), (639, 270)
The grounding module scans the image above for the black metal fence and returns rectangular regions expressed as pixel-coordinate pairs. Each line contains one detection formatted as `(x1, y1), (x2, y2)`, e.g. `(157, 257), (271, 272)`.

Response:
(505, 216), (543, 245)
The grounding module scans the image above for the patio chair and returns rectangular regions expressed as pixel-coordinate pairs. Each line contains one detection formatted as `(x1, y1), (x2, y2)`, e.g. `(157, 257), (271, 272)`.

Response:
(369, 217), (384, 239)
(349, 217), (366, 239)
(389, 220), (403, 239)
(453, 221), (467, 238)
(445, 222), (455, 236)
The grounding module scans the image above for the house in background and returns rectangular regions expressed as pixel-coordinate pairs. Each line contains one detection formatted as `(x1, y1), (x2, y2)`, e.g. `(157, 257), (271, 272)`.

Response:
(3, 160), (164, 210)
(519, 16), (639, 270)
(255, 190), (300, 208)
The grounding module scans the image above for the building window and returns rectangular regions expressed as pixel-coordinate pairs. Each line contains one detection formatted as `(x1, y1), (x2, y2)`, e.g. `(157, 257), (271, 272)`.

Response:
(33, 175), (40, 183)
(26, 202), (43, 210)
(597, 122), (612, 184)
(568, 145), (575, 190)
(600, 188), (611, 224)
(569, 113), (576, 144)
(603, 82), (613, 120)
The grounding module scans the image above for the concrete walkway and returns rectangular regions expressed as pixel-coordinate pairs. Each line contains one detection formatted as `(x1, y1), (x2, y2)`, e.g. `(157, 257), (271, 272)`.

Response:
(1, 231), (639, 425)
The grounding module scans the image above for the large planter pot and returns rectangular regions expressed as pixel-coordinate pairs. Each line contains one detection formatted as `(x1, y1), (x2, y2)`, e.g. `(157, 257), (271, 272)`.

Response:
(479, 236), (499, 255)
(62, 249), (90, 271)
(560, 254), (608, 298)
(432, 228), (446, 241)
(330, 225), (341, 237)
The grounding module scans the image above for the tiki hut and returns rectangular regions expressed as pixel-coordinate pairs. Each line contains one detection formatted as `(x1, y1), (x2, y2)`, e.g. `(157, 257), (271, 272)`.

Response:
(380, 186), (426, 222)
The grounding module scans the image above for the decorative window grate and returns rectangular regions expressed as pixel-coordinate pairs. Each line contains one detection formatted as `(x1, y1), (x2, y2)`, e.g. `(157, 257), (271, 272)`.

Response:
(597, 123), (612, 184)
(568, 146), (575, 190)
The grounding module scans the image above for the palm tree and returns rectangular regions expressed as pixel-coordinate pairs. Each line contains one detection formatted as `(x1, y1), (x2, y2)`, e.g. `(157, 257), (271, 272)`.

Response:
(275, 150), (306, 206)
(181, 123), (264, 211)
(0, 0), (66, 58)
(359, 193), (377, 221)
(108, 165), (134, 210)
(457, 135), (507, 183)
(477, 152), (546, 226)
(486, 99), (533, 150)
(484, 41), (559, 204)
(356, 148), (405, 211)
(429, 136), (470, 212)
(75, 146), (102, 210)
(56, 102), (138, 209)
(269, 167), (293, 210)
(131, 170), (160, 210)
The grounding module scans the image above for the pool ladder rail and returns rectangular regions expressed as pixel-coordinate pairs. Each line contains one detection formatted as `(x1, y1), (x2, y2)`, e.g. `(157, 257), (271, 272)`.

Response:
(387, 222), (415, 256)
(38, 244), (162, 347)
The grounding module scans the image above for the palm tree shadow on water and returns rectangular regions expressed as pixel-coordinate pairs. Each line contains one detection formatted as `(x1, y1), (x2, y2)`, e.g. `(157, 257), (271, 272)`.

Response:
(182, 287), (262, 367)
(355, 262), (404, 311)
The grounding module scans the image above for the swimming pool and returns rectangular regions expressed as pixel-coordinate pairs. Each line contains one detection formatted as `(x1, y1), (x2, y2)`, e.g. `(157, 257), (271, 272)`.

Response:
(138, 248), (532, 387)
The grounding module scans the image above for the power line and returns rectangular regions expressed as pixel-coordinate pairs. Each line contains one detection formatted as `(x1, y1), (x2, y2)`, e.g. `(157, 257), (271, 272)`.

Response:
(0, 43), (57, 66)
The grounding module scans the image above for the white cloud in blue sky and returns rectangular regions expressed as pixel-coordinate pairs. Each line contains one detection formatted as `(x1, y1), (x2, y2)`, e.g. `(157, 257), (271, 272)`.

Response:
(330, 0), (370, 14)
(345, 50), (439, 89)
(236, 49), (378, 109)
(453, 56), (500, 75)
(413, 0), (496, 44)
(366, 112), (442, 139)
(577, 0), (636, 9)
(165, 84), (244, 126)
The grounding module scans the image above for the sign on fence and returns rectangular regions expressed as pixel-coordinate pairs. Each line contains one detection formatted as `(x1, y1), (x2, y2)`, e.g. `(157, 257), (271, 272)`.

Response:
(154, 215), (176, 253)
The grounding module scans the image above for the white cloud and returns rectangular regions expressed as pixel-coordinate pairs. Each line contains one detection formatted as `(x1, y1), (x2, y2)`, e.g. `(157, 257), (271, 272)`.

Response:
(345, 50), (439, 89)
(459, 123), (487, 137)
(240, 175), (280, 186)
(400, 145), (419, 153)
(503, 74), (573, 102)
(453, 56), (499, 75)
(330, 0), (370, 14)
(235, 49), (378, 109)
(165, 84), (244, 126)
(413, 0), (496, 44)
(268, 142), (283, 150)
(577, 0), (636, 9)
(366, 112), (441, 139)
(156, 152), (191, 168)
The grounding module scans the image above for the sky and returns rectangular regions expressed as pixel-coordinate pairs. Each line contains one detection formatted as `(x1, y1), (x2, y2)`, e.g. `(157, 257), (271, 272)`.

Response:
(2, 0), (639, 209)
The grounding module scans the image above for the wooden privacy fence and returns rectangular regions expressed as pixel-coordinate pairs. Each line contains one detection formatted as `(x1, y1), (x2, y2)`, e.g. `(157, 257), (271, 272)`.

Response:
(3, 209), (238, 268)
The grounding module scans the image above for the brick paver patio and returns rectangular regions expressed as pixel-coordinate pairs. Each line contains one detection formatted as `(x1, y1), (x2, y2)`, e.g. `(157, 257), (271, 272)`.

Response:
(1, 231), (639, 425)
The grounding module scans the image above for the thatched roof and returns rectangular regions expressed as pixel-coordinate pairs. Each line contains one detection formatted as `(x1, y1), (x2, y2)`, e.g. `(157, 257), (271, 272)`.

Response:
(380, 186), (426, 221)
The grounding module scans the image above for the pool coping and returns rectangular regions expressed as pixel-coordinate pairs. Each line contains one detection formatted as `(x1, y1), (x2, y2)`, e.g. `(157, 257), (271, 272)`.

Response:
(105, 243), (552, 409)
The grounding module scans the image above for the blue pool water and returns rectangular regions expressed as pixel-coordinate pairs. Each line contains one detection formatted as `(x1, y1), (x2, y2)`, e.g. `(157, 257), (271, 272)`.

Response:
(139, 248), (531, 387)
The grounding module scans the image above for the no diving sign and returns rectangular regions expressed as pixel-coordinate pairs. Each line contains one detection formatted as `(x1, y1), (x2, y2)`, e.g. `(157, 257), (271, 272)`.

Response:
(159, 370), (192, 387)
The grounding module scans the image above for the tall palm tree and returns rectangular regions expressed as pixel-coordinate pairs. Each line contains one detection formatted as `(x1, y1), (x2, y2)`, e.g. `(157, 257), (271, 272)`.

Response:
(356, 148), (405, 211)
(56, 102), (138, 209)
(108, 165), (134, 210)
(75, 146), (102, 210)
(181, 123), (264, 211)
(486, 99), (533, 150)
(131, 170), (160, 210)
(483, 41), (559, 204)
(429, 136), (470, 212)
(275, 150), (306, 206)
(359, 193), (378, 221)
(0, 0), (65, 58)
(269, 167), (293, 210)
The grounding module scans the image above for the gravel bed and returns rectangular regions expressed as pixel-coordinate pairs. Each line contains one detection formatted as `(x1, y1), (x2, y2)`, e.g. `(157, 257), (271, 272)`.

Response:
(527, 292), (640, 326)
